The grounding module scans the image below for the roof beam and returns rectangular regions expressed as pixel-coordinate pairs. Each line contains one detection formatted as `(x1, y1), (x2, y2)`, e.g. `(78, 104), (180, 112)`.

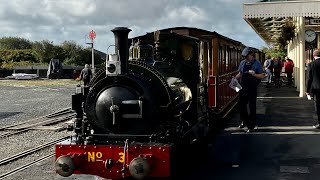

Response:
(244, 1), (320, 18)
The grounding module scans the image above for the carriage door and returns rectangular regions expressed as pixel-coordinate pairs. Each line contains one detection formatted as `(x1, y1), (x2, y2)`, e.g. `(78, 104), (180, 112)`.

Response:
(197, 41), (208, 117)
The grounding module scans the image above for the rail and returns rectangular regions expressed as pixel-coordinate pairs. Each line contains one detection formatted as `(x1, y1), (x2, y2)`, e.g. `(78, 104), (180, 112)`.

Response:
(0, 154), (54, 179)
(0, 107), (72, 131)
(0, 136), (68, 166)
(0, 108), (75, 138)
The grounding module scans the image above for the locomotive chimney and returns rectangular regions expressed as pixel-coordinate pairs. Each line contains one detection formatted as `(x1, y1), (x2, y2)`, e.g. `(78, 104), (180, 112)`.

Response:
(111, 27), (131, 74)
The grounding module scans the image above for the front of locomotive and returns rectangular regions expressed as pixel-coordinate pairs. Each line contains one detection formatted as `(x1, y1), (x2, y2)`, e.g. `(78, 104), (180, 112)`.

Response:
(84, 27), (174, 136)
(55, 27), (180, 180)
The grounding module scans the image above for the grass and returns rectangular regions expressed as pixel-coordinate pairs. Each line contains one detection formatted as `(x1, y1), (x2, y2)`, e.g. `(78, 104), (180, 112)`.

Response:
(0, 79), (80, 87)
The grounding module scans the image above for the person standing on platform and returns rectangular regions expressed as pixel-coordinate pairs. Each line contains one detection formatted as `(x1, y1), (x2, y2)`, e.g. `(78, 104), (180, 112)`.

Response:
(273, 57), (283, 87)
(284, 56), (294, 85)
(306, 49), (320, 129)
(80, 64), (93, 86)
(264, 56), (274, 86)
(234, 47), (264, 132)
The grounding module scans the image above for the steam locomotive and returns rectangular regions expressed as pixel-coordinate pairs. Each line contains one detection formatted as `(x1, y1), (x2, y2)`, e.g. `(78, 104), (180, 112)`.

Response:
(55, 27), (264, 179)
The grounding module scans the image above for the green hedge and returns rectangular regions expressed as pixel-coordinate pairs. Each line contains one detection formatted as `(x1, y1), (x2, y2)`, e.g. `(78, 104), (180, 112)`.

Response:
(0, 49), (37, 64)
(1, 61), (47, 69)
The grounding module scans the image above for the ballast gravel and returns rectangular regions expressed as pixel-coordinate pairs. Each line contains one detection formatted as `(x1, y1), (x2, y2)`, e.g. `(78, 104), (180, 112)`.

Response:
(0, 83), (106, 179)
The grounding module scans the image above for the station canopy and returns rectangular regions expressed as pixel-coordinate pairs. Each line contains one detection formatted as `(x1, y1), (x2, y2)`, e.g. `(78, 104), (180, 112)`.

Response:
(243, 0), (320, 44)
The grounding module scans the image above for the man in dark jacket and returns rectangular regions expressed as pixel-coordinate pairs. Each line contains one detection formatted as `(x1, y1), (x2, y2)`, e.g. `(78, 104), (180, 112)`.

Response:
(306, 49), (320, 129)
(235, 47), (264, 132)
(80, 64), (93, 86)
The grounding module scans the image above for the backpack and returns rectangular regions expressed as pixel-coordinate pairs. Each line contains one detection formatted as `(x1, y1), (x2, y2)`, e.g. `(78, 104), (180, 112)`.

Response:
(264, 59), (273, 70)
(273, 60), (279, 68)
(264, 60), (269, 68)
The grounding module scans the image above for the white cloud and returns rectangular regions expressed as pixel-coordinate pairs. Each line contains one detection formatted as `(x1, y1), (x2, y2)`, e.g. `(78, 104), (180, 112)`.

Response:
(10, 0), (42, 16)
(0, 0), (267, 52)
(46, 0), (97, 17)
(167, 6), (208, 23)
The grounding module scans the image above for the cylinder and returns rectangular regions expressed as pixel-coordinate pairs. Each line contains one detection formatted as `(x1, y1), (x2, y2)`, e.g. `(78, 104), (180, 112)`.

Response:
(111, 27), (132, 74)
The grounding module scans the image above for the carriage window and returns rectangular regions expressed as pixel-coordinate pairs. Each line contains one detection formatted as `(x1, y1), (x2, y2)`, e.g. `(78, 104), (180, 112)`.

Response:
(133, 44), (154, 64)
(218, 46), (222, 74)
(139, 46), (153, 60)
(180, 43), (194, 61)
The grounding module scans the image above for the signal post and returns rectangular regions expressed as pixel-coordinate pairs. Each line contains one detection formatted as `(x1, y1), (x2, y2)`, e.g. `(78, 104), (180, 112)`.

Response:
(87, 30), (96, 74)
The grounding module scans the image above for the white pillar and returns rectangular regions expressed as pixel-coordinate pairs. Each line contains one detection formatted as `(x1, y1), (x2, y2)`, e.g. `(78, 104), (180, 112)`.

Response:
(297, 36), (301, 92)
(318, 32), (320, 49)
(288, 40), (293, 60)
(294, 17), (298, 89)
(299, 17), (305, 97)
(294, 34), (298, 89)
(287, 41), (290, 59)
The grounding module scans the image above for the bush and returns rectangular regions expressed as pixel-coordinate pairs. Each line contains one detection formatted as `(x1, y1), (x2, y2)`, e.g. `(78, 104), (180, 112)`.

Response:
(1, 61), (47, 69)
(0, 49), (37, 64)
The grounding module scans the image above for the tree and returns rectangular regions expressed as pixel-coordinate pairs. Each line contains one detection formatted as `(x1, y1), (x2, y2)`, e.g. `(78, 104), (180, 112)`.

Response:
(260, 46), (286, 60)
(32, 40), (63, 64)
(60, 41), (82, 65)
(276, 21), (296, 51)
(0, 36), (104, 68)
(60, 41), (103, 66)
(79, 48), (104, 66)
(0, 37), (32, 50)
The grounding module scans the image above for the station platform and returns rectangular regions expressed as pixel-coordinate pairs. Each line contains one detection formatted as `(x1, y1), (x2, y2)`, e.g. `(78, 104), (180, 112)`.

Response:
(183, 81), (320, 180)
(225, 81), (316, 134)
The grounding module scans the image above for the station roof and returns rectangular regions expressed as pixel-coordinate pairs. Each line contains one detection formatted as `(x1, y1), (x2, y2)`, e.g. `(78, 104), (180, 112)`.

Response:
(243, 0), (320, 44)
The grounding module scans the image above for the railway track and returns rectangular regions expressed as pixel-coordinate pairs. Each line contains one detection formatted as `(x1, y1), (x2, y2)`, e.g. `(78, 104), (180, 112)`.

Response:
(0, 108), (75, 138)
(0, 153), (54, 180)
(0, 107), (72, 130)
(0, 136), (69, 179)
(0, 136), (68, 166)
(0, 129), (29, 138)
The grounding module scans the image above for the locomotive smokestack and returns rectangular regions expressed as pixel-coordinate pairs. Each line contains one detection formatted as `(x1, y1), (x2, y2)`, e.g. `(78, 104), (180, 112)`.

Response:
(111, 27), (131, 74)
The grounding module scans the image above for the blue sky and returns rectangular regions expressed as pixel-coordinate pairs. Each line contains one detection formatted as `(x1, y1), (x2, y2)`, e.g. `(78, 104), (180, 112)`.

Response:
(0, 0), (267, 52)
